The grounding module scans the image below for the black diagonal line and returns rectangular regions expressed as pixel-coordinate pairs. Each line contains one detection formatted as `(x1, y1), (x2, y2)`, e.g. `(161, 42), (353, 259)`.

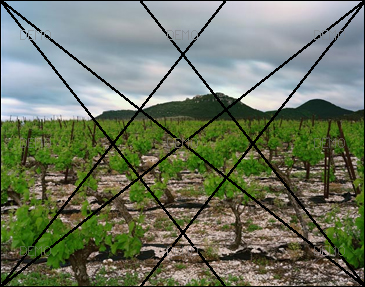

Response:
(183, 31), (362, 282)
(3, 149), (177, 285)
(1, 0), (221, 146)
(211, 5), (362, 281)
(141, 1), (225, 53)
(184, 137), (362, 284)
(141, 140), (263, 286)
(1, 1), (177, 141)
(1, 4), (181, 284)
(105, 135), (214, 287)
(135, 178), (216, 286)
(158, 2), (363, 284)
(1, 0), (217, 240)
(159, 0), (363, 282)
(186, 2), (363, 141)
(140, 2), (227, 285)
(1, 1), (205, 144)
(2, 0), (362, 286)
(139, 179), (220, 286)
(196, 94), (362, 283)
(2, 46), (188, 287)
(2, 4), (173, 282)
(136, 182), (218, 287)
(1, 1), (224, 285)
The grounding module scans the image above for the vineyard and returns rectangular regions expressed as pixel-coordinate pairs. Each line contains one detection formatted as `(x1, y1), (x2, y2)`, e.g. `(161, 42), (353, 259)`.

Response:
(1, 117), (364, 286)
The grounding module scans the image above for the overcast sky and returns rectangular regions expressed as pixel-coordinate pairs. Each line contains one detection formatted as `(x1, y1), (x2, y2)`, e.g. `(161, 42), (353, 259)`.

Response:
(1, 1), (364, 120)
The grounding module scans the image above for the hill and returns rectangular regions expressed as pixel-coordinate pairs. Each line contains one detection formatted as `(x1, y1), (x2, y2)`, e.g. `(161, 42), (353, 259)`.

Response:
(96, 93), (267, 120)
(265, 99), (354, 120)
(96, 94), (362, 121)
(296, 99), (353, 119)
(341, 109), (364, 120)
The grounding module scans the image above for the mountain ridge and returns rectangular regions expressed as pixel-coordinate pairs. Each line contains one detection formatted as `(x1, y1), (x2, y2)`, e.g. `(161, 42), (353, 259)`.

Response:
(96, 93), (362, 120)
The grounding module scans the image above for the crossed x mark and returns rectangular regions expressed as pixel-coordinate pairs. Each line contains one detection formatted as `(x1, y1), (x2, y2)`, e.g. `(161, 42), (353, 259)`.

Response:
(2, 1), (363, 286)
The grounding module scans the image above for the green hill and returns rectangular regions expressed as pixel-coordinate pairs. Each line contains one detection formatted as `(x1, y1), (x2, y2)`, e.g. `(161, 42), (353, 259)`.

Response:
(341, 109), (364, 120)
(96, 93), (267, 120)
(296, 99), (353, 119)
(265, 108), (309, 120)
(96, 94), (362, 121)
(265, 99), (355, 120)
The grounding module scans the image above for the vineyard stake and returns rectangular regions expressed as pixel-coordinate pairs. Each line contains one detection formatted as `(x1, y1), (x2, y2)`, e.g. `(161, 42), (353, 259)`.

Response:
(323, 120), (332, 198)
(22, 129), (32, 166)
(21, 146), (25, 164)
(337, 121), (361, 195)
(17, 119), (21, 139)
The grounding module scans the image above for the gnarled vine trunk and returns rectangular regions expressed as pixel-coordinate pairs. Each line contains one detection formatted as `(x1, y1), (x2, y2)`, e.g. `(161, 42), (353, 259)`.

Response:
(272, 162), (314, 259)
(69, 240), (98, 286)
(7, 188), (22, 206)
(85, 188), (137, 236)
(226, 198), (246, 250)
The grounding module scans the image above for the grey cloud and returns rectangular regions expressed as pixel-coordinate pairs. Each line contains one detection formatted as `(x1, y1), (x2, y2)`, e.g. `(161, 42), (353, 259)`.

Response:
(1, 1), (363, 120)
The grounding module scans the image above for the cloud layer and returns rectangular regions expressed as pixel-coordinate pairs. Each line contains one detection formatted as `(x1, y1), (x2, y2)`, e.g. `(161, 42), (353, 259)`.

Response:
(1, 1), (364, 120)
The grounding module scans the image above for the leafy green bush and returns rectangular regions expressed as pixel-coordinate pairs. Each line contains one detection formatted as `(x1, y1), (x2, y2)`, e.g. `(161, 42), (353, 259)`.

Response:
(324, 178), (364, 268)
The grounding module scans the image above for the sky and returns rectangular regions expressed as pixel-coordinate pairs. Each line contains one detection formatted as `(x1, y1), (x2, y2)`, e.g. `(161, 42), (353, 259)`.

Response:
(1, 1), (364, 121)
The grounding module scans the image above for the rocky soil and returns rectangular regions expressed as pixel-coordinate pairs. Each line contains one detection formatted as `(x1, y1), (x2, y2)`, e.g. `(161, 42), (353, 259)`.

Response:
(1, 144), (364, 286)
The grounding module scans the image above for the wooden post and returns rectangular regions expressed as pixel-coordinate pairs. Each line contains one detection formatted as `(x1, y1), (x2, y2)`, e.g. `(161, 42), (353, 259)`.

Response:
(64, 121), (75, 183)
(70, 121), (75, 142)
(21, 146), (25, 163)
(324, 120), (332, 198)
(337, 121), (361, 195)
(22, 129), (32, 165)
(17, 119), (21, 138)
(92, 122), (96, 147)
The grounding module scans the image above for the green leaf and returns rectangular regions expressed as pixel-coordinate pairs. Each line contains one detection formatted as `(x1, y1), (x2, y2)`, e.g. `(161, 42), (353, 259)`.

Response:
(111, 243), (117, 255)
(129, 221), (135, 234)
